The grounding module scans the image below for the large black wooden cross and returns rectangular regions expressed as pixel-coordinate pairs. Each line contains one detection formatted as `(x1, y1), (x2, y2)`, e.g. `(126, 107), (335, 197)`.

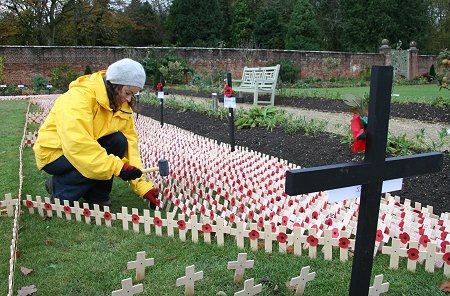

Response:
(285, 66), (443, 295)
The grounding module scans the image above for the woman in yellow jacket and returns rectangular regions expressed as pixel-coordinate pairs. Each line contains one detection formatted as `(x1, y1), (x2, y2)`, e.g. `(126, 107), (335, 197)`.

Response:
(33, 58), (160, 207)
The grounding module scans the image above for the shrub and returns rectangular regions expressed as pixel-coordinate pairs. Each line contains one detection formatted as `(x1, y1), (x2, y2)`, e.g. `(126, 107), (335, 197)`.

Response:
(51, 65), (80, 91)
(271, 60), (300, 84)
(32, 75), (49, 93)
(159, 61), (184, 85)
(84, 65), (92, 75)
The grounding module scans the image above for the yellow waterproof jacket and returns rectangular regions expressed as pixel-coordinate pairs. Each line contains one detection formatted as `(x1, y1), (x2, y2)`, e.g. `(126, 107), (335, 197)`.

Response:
(33, 71), (153, 197)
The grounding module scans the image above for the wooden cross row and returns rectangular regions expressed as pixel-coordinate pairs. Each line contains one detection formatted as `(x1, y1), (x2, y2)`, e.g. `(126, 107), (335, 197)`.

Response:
(285, 66), (444, 295)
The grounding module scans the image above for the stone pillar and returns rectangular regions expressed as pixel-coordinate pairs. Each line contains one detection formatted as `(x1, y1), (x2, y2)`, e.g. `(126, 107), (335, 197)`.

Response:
(408, 41), (419, 80)
(379, 39), (391, 66)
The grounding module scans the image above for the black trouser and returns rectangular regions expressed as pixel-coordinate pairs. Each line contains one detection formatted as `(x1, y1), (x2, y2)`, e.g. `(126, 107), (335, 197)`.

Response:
(42, 131), (127, 204)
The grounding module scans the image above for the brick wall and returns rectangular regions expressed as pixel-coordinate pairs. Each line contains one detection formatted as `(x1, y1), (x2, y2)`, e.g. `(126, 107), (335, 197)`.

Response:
(0, 46), (437, 85)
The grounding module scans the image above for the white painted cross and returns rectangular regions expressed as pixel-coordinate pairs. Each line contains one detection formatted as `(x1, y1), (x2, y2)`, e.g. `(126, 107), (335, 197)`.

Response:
(381, 238), (404, 269)
(176, 265), (203, 296)
(234, 278), (262, 296)
(127, 251), (154, 282)
(289, 266), (316, 296)
(111, 278), (143, 296)
(227, 253), (254, 283)
(368, 274), (389, 296)
(1, 193), (17, 217)
(116, 206), (133, 231)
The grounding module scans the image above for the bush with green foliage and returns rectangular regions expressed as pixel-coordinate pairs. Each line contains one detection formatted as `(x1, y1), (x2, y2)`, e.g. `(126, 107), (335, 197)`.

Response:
(272, 60), (300, 83)
(51, 65), (80, 91)
(235, 106), (285, 131)
(141, 50), (194, 88)
(32, 75), (49, 93)
(84, 65), (92, 75)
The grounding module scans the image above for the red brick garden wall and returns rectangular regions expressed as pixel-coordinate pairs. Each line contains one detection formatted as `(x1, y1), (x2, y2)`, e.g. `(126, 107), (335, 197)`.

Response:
(0, 46), (437, 85)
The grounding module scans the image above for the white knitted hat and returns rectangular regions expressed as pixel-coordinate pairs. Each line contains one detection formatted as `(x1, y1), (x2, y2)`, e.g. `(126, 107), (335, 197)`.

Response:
(106, 58), (146, 88)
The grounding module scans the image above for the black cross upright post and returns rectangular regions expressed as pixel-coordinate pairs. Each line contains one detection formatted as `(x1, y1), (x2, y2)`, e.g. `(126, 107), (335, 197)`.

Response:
(226, 73), (236, 152)
(285, 65), (443, 295)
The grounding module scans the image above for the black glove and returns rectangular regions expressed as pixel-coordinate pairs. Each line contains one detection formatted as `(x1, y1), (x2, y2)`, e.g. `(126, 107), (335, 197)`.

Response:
(119, 163), (142, 181)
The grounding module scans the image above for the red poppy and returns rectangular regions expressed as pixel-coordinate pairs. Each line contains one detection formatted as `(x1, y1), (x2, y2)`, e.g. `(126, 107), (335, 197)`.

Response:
(399, 232), (410, 244)
(202, 224), (212, 233)
(177, 220), (186, 230)
(63, 206), (71, 214)
(339, 237), (350, 249)
(325, 218), (333, 226)
(271, 222), (277, 233)
(153, 217), (162, 227)
(299, 207), (305, 213)
(25, 200), (34, 208)
(281, 216), (288, 226)
(350, 114), (367, 153)
(407, 248), (419, 260)
(311, 211), (318, 219)
(443, 252), (450, 265)
(442, 232), (449, 240)
(83, 208), (91, 217)
(441, 241), (449, 253)
(277, 232), (287, 243)
(248, 210), (255, 220)
(44, 203), (52, 211)
(104, 212), (112, 221)
(249, 230), (260, 240)
(307, 235), (319, 247)
(375, 230), (383, 242)
(332, 228), (339, 238)
(174, 199), (180, 207)
(419, 234), (429, 247)
(229, 213), (235, 223)
(224, 85), (233, 97)
(131, 214), (140, 224)
(257, 218), (264, 228)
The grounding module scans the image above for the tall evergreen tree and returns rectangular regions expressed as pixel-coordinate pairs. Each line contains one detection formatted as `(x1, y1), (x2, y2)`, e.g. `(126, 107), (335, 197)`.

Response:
(167, 0), (224, 47)
(315, 0), (344, 51)
(230, 0), (261, 47)
(253, 7), (285, 49)
(285, 0), (322, 50)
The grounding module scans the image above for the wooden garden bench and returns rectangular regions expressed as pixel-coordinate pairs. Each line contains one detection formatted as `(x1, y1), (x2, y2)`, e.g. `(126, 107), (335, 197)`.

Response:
(232, 65), (280, 106)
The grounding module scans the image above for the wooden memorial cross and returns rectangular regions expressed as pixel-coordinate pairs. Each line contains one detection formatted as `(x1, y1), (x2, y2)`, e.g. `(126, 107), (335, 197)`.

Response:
(111, 278), (143, 296)
(285, 66), (444, 295)
(289, 266), (316, 296)
(127, 251), (154, 282)
(176, 265), (203, 296)
(227, 253), (254, 283)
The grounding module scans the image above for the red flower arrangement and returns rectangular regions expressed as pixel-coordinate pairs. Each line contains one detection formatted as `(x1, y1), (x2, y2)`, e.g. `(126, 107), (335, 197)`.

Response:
(339, 237), (350, 249)
(202, 224), (212, 233)
(249, 230), (260, 240)
(131, 214), (140, 224)
(103, 212), (112, 221)
(344, 94), (368, 153)
(276, 232), (288, 243)
(83, 208), (91, 217)
(157, 82), (163, 91)
(224, 84), (233, 97)
(307, 235), (319, 247)
(407, 248), (419, 260)
(443, 252), (450, 265)
(399, 232), (410, 244)
(63, 206), (71, 214)
(26, 200), (34, 208)
(44, 203), (52, 211)
(153, 217), (162, 227)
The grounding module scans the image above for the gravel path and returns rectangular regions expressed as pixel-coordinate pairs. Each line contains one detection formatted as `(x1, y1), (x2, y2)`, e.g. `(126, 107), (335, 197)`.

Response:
(171, 94), (450, 151)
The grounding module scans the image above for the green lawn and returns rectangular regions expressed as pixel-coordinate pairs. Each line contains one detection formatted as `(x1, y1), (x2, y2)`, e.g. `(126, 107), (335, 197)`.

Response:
(0, 100), (447, 295)
(279, 84), (445, 104)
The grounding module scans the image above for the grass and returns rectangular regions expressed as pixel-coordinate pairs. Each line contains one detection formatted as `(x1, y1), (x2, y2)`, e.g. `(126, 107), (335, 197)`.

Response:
(0, 99), (448, 295)
(278, 84), (445, 104)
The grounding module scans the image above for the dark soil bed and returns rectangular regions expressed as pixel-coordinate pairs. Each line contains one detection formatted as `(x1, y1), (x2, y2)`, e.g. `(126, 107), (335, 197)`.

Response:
(136, 95), (449, 215)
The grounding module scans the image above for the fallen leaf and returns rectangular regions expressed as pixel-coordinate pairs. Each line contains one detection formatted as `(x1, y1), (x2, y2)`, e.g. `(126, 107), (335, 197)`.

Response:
(15, 251), (23, 259)
(44, 240), (54, 246)
(286, 245), (294, 254)
(20, 266), (33, 275)
(164, 256), (176, 261)
(121, 268), (127, 273)
(439, 280), (450, 292)
(257, 242), (265, 250)
(17, 285), (38, 296)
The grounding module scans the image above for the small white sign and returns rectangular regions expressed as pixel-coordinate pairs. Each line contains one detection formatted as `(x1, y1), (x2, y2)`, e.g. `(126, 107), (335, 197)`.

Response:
(17, 84), (24, 88)
(157, 91), (164, 99)
(0, 84), (6, 88)
(46, 84), (53, 89)
(447, 128), (450, 135)
(224, 96), (236, 108)
(327, 178), (403, 202)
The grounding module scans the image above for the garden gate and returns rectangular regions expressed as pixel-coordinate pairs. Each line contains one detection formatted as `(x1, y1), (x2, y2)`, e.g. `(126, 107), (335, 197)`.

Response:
(391, 49), (409, 79)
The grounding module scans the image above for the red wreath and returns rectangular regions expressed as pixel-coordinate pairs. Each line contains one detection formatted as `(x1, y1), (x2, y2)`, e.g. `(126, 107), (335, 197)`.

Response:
(224, 84), (233, 97)
(157, 82), (163, 91)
